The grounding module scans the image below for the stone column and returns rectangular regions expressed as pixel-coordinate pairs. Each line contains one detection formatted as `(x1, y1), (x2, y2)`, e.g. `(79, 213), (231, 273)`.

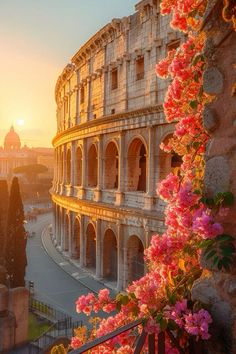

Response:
(81, 139), (87, 199)
(87, 76), (92, 121)
(68, 211), (74, 257)
(145, 126), (155, 210)
(94, 135), (103, 202)
(102, 65), (108, 116)
(115, 132), (125, 205)
(79, 215), (85, 267)
(95, 219), (102, 279)
(71, 142), (76, 195)
(75, 85), (80, 125)
(123, 245), (128, 290)
(117, 222), (124, 291)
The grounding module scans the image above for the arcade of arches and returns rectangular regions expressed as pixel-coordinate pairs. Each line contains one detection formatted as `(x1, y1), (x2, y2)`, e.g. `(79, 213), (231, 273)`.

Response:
(52, 130), (181, 290)
(53, 205), (147, 290)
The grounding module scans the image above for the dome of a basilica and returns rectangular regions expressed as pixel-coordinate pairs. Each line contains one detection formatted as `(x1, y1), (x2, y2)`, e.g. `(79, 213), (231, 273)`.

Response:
(4, 126), (21, 150)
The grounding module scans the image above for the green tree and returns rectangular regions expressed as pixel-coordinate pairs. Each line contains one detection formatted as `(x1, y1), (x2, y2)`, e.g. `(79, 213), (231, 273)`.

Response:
(0, 180), (9, 265)
(13, 164), (48, 183)
(5, 177), (27, 288)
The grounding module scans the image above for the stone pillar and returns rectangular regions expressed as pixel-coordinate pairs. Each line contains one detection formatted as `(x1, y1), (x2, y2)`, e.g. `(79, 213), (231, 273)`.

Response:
(115, 132), (125, 205)
(69, 211), (74, 257)
(62, 145), (66, 186)
(8, 287), (29, 347)
(87, 76), (92, 121)
(94, 135), (103, 202)
(0, 285), (15, 352)
(80, 215), (85, 267)
(117, 222), (124, 291)
(71, 141), (76, 190)
(95, 219), (102, 279)
(75, 85), (80, 125)
(123, 245), (128, 290)
(81, 139), (87, 199)
(145, 126), (155, 210)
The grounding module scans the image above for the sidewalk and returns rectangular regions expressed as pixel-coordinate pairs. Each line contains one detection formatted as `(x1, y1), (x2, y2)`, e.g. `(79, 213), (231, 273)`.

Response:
(41, 225), (116, 297)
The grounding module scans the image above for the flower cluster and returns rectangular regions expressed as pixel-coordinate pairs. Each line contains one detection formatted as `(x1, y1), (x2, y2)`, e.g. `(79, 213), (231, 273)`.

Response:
(166, 300), (212, 340)
(69, 1), (221, 352)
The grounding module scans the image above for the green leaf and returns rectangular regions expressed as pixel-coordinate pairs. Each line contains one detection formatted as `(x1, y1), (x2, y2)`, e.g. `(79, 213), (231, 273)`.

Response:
(159, 318), (168, 331)
(189, 100), (198, 109)
(223, 192), (234, 206)
(205, 249), (217, 260)
(216, 234), (234, 242)
(191, 54), (204, 66)
(199, 239), (214, 249)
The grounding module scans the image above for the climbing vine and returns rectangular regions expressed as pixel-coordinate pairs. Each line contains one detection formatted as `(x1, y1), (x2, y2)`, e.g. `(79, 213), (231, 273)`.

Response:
(52, 1), (235, 353)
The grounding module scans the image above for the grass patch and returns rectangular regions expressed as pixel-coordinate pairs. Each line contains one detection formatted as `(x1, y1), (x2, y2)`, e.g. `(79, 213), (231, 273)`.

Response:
(28, 312), (51, 341)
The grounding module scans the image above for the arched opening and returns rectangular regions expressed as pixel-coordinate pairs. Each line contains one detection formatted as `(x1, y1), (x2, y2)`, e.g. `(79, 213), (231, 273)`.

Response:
(73, 218), (80, 259)
(104, 142), (119, 189)
(75, 147), (82, 186)
(60, 151), (63, 183)
(64, 213), (70, 252)
(86, 223), (96, 269)
(66, 149), (71, 185)
(103, 229), (117, 282)
(87, 144), (98, 187)
(127, 138), (147, 192)
(159, 135), (182, 181)
(127, 235), (144, 284)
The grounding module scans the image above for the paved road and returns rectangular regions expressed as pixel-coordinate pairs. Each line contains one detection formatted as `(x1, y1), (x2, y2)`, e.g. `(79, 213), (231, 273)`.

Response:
(25, 213), (89, 323)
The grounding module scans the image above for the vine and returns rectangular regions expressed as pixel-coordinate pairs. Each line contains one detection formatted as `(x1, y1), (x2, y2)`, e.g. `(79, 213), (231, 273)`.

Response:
(52, 1), (235, 353)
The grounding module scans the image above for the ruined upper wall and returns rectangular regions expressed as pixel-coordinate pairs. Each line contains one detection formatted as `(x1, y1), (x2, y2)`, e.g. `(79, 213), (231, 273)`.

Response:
(55, 0), (183, 134)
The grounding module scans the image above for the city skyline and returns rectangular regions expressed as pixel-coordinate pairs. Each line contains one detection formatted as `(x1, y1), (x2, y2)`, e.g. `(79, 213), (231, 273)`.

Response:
(0, 0), (137, 147)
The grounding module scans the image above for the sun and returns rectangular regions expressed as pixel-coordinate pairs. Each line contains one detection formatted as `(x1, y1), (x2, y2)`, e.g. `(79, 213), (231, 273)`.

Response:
(16, 118), (25, 126)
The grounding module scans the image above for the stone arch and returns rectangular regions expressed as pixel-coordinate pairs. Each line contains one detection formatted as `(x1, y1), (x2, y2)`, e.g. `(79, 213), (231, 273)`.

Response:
(104, 141), (119, 189)
(64, 213), (70, 252)
(75, 146), (82, 186)
(159, 134), (182, 181)
(73, 217), (80, 259)
(85, 223), (96, 269)
(127, 235), (144, 284)
(66, 149), (71, 184)
(127, 137), (147, 192)
(87, 144), (98, 187)
(103, 229), (117, 282)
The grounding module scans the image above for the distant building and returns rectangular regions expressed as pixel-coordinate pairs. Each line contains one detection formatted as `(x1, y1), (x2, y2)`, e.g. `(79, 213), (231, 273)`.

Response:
(0, 126), (54, 181)
(52, 0), (183, 290)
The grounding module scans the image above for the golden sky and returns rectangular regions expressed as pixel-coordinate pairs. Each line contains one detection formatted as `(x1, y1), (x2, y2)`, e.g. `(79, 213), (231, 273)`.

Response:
(0, 0), (136, 147)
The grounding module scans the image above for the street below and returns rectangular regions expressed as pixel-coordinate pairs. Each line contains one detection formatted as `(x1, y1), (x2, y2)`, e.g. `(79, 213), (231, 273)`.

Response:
(25, 213), (89, 323)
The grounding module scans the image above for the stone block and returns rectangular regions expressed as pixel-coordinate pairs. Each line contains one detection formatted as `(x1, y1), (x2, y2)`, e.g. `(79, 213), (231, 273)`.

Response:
(203, 66), (224, 95)
(204, 156), (230, 196)
(203, 106), (219, 133)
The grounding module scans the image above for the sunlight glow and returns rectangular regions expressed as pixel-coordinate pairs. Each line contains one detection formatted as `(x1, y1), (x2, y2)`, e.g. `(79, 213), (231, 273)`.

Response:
(16, 119), (25, 126)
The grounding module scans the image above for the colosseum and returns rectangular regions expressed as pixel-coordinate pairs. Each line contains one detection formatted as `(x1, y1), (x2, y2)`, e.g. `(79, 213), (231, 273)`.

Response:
(51, 0), (182, 291)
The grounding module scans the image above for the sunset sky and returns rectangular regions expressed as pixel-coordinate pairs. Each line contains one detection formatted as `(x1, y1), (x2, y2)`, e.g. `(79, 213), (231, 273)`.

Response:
(0, 0), (137, 147)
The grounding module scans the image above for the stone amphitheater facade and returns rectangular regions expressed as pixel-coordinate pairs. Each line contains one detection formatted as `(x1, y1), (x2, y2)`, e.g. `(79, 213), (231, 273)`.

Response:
(51, 0), (182, 291)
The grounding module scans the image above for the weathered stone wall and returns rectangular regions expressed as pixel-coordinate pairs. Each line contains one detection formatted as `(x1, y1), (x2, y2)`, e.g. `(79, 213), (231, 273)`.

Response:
(0, 284), (29, 353)
(192, 1), (236, 353)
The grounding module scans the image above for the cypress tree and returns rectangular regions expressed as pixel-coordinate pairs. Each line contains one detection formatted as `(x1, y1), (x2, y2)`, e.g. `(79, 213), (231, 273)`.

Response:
(0, 180), (9, 264)
(5, 177), (27, 288)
